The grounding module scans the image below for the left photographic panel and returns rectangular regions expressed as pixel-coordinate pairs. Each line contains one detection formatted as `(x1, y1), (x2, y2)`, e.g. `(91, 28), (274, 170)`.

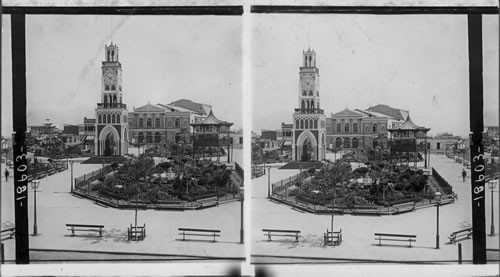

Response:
(1, 12), (244, 263)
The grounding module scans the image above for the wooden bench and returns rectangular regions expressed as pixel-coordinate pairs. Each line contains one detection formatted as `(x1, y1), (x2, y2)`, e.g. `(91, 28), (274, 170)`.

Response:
(178, 228), (221, 242)
(263, 229), (301, 242)
(66, 224), (104, 237)
(448, 228), (472, 244)
(1, 227), (15, 240)
(128, 224), (146, 241)
(374, 233), (416, 247)
(324, 228), (342, 246)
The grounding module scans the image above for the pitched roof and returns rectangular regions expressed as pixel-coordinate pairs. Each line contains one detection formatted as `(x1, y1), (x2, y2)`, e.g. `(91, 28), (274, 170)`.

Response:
(388, 114), (430, 132)
(331, 108), (364, 118)
(366, 104), (408, 121)
(133, 103), (165, 112)
(192, 109), (233, 126)
(169, 99), (211, 115)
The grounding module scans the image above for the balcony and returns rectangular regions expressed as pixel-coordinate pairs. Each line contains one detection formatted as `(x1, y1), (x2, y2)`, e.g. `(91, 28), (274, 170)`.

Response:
(97, 103), (127, 109)
(294, 108), (324, 114)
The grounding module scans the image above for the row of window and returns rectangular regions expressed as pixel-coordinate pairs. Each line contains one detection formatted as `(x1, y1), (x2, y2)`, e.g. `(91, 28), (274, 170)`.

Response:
(331, 123), (384, 134)
(330, 137), (360, 148)
(300, 100), (318, 110)
(295, 118), (319, 129)
(137, 117), (188, 129)
(302, 91), (319, 96)
(98, 113), (125, 124)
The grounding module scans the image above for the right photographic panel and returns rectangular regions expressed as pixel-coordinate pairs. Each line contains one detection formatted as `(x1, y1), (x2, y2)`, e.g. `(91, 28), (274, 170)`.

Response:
(251, 10), (498, 264)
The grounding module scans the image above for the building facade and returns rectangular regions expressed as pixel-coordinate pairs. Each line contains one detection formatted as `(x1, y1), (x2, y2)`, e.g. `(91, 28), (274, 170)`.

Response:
(326, 108), (389, 151)
(292, 49), (327, 161)
(94, 43), (129, 156)
(128, 103), (193, 146)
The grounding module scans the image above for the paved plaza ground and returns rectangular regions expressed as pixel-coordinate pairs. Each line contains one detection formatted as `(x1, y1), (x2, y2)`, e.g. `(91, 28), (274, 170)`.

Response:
(251, 153), (499, 264)
(1, 153), (244, 262)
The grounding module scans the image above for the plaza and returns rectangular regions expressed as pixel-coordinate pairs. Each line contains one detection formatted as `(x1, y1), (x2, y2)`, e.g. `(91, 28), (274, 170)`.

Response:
(251, 153), (499, 263)
(1, 147), (244, 262)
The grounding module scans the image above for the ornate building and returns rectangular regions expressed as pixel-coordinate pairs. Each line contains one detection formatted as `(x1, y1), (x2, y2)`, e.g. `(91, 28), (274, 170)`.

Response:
(326, 108), (388, 150)
(191, 109), (233, 163)
(292, 48), (326, 161)
(128, 103), (197, 146)
(388, 115), (430, 167)
(95, 43), (129, 156)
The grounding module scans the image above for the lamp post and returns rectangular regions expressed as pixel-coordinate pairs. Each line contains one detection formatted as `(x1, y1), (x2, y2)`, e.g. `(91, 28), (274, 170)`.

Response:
(70, 160), (74, 193)
(435, 191), (442, 249)
(267, 166), (271, 198)
(31, 179), (40, 236)
(240, 187), (244, 244)
(488, 179), (497, 236)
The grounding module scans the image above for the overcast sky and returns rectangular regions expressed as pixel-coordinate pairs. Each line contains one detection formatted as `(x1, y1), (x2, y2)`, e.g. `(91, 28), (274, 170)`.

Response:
(251, 14), (498, 137)
(2, 15), (242, 135)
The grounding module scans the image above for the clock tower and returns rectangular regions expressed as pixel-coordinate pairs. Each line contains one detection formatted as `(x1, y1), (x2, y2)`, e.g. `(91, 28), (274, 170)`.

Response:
(292, 48), (326, 161)
(95, 42), (129, 156)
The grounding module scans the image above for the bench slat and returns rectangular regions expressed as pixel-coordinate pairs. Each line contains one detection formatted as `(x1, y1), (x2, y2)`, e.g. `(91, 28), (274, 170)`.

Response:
(262, 229), (300, 233)
(374, 233), (416, 238)
(178, 233), (221, 237)
(178, 228), (221, 233)
(375, 238), (416, 242)
(66, 224), (104, 228)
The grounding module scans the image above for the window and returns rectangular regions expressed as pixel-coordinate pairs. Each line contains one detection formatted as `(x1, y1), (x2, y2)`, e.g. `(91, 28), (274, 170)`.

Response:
(335, 137), (342, 148)
(111, 85), (115, 90)
(336, 124), (341, 133)
(239, 137), (243, 144)
(138, 132), (144, 143)
(112, 114), (115, 123)
(105, 85), (109, 91)
(344, 138), (350, 148)
(155, 118), (161, 127)
(147, 118), (152, 127)
(117, 114), (120, 123)
(373, 124), (378, 133)
(154, 132), (161, 143)
(314, 119), (318, 129)
(302, 90), (306, 96)
(107, 114), (111, 124)
(139, 118), (144, 128)
(175, 118), (180, 128)
(345, 123), (349, 133)
(300, 119), (304, 129)
(183, 120), (188, 128)
(146, 132), (153, 143)
(167, 119), (172, 128)
(353, 123), (358, 133)
(352, 138), (359, 148)
(98, 114), (102, 124)
(305, 119), (309, 129)
(296, 119), (299, 129)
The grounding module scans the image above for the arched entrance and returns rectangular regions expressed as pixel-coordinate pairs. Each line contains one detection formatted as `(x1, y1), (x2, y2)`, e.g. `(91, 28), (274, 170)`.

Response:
(98, 125), (120, 156)
(296, 130), (318, 161)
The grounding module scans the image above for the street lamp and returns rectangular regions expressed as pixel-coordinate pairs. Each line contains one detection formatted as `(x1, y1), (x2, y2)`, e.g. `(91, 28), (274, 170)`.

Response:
(70, 160), (75, 193)
(31, 179), (40, 236)
(488, 179), (497, 236)
(267, 166), (271, 198)
(240, 187), (244, 244)
(435, 191), (442, 249)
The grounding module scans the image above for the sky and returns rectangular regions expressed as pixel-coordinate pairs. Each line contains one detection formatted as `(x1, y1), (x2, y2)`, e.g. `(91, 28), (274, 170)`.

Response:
(1, 14), (242, 135)
(251, 14), (498, 137)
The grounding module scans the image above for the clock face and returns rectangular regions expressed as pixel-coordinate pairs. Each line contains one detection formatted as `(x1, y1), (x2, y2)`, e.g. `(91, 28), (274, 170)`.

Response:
(302, 76), (314, 90)
(104, 70), (116, 85)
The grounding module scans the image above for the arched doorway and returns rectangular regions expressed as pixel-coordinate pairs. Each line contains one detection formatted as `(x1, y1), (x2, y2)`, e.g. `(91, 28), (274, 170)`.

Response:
(296, 130), (318, 161)
(98, 125), (120, 156)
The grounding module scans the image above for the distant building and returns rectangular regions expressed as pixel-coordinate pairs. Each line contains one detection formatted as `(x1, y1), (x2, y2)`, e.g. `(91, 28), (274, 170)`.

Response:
(169, 99), (212, 116)
(29, 124), (57, 137)
(485, 126), (499, 138)
(427, 132), (462, 154)
(388, 115), (430, 167)
(326, 108), (389, 151)
(128, 103), (192, 146)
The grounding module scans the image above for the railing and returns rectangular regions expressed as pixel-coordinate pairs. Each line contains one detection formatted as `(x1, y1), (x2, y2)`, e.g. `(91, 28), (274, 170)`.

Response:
(235, 162), (244, 179)
(432, 167), (453, 195)
(74, 165), (113, 191)
(97, 103), (127, 109)
(294, 108), (324, 114)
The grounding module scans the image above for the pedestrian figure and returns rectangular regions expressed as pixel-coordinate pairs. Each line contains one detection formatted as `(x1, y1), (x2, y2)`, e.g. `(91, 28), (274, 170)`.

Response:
(462, 169), (467, 182)
(4, 169), (9, 182)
